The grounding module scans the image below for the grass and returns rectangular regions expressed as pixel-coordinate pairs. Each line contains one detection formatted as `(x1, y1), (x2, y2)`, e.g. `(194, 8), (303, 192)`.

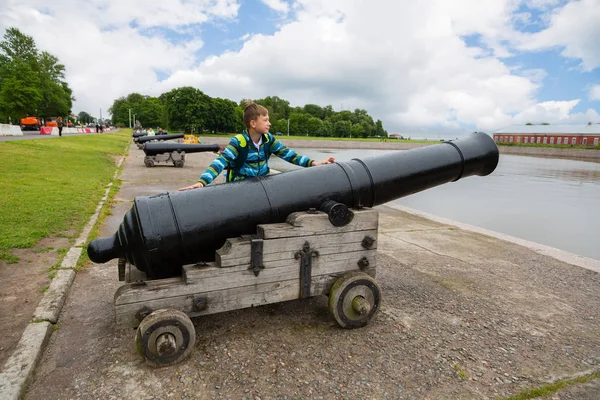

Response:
(75, 172), (123, 272)
(194, 132), (434, 144)
(0, 130), (131, 262)
(500, 370), (600, 400)
(454, 364), (468, 381)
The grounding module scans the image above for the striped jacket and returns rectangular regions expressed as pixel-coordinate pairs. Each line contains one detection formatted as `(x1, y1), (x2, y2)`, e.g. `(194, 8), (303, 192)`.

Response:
(198, 132), (314, 186)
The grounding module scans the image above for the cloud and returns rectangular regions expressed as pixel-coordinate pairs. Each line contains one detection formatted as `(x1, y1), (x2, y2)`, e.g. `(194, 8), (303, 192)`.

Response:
(508, 100), (600, 125)
(0, 0), (240, 118)
(261, 0), (290, 14)
(590, 85), (600, 101)
(518, 0), (600, 70)
(157, 0), (552, 132)
(1, 0), (598, 134)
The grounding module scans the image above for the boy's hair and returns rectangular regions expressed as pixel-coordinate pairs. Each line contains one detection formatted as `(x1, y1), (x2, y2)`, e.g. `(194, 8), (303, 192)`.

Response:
(243, 99), (268, 129)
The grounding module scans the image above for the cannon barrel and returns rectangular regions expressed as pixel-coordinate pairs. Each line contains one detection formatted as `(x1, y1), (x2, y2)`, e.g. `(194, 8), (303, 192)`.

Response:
(88, 132), (499, 279)
(143, 142), (221, 156)
(135, 133), (184, 144)
(133, 131), (147, 138)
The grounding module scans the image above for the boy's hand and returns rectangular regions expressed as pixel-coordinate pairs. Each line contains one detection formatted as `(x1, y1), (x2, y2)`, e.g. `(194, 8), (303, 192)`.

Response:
(178, 182), (204, 191)
(312, 156), (336, 166)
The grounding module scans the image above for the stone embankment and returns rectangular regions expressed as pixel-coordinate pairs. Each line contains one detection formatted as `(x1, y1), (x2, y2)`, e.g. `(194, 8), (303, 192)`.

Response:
(198, 136), (600, 162)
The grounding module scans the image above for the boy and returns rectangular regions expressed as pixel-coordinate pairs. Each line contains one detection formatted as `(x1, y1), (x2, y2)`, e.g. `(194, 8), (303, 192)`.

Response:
(179, 100), (335, 190)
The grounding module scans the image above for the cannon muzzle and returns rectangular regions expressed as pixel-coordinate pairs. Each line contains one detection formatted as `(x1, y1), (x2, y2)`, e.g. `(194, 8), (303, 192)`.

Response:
(88, 132), (499, 279)
(135, 133), (184, 144)
(143, 142), (221, 156)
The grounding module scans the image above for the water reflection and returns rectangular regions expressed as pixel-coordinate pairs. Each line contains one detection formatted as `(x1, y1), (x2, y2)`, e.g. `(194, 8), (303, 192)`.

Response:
(270, 149), (600, 260)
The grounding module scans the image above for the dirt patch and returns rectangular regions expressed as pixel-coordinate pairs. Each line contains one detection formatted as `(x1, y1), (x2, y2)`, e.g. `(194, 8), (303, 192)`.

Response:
(0, 236), (73, 366)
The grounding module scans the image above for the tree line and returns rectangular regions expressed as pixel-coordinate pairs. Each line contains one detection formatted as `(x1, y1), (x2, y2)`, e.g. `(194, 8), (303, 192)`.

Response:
(0, 28), (73, 124)
(110, 88), (388, 138)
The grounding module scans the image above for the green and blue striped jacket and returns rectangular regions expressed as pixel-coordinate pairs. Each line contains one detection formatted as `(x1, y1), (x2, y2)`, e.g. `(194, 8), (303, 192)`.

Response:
(198, 132), (314, 186)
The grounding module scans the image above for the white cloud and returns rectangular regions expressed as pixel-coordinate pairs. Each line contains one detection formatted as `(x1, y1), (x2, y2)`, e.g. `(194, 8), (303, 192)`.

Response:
(590, 85), (600, 101)
(0, 0), (240, 118)
(157, 0), (553, 132)
(518, 0), (600, 70)
(261, 0), (290, 14)
(1, 0), (598, 133)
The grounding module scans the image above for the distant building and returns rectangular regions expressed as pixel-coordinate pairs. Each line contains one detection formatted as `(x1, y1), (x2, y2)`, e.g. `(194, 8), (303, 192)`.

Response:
(493, 124), (600, 146)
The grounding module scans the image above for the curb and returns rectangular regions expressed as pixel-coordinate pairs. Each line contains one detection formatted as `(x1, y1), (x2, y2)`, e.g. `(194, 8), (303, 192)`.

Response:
(0, 323), (52, 400)
(0, 154), (126, 400)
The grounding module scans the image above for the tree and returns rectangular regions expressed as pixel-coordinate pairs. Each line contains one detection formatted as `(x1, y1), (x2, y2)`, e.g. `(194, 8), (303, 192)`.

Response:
(37, 51), (72, 117)
(77, 111), (93, 124)
(0, 28), (41, 122)
(108, 97), (130, 127)
(271, 118), (288, 135)
(289, 112), (311, 136)
(374, 120), (385, 137)
(162, 87), (209, 133)
(137, 97), (165, 128)
(306, 117), (324, 136)
(334, 120), (352, 137)
(0, 59), (42, 123)
(105, 88), (389, 138)
(255, 96), (291, 121)
(0, 27), (73, 122)
(351, 123), (364, 138)
(205, 97), (235, 133)
(304, 104), (324, 119)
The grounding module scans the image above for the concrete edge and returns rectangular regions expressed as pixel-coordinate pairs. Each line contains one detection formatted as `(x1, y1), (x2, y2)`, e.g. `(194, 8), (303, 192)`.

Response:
(32, 269), (76, 323)
(0, 322), (52, 400)
(383, 203), (600, 274)
(0, 154), (127, 399)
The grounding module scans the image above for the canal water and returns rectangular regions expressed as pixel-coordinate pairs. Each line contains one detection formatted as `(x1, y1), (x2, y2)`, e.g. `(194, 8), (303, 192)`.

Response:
(269, 148), (600, 261)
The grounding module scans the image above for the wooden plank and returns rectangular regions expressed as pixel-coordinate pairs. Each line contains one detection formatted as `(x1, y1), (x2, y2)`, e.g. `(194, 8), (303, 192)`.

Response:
(118, 250), (377, 305)
(258, 208), (378, 239)
(115, 268), (376, 327)
(216, 229), (378, 267)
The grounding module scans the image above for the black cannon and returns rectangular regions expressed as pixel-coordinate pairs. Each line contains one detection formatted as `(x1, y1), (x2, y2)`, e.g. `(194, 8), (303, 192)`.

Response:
(135, 133), (184, 144)
(89, 132), (498, 279)
(142, 142), (221, 168)
(133, 130), (147, 138)
(135, 133), (184, 150)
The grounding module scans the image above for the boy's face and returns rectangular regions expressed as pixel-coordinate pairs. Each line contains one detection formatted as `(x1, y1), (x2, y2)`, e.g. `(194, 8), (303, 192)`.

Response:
(251, 113), (270, 134)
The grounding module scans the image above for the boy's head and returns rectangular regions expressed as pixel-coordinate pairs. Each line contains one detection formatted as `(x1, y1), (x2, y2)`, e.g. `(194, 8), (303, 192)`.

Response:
(244, 100), (270, 134)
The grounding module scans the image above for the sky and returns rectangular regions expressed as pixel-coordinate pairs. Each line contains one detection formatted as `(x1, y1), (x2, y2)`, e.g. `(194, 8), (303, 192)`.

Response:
(1, 0), (599, 137)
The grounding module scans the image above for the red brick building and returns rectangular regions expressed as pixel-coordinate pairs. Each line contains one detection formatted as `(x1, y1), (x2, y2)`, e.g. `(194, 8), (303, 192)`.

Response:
(493, 124), (600, 146)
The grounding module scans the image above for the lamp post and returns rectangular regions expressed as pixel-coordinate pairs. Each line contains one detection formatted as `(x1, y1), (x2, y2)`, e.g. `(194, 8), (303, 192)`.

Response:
(128, 108), (132, 128)
(287, 119), (290, 136)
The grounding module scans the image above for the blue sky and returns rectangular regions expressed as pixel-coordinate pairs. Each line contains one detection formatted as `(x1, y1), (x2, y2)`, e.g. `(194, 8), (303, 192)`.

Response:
(1, 0), (599, 136)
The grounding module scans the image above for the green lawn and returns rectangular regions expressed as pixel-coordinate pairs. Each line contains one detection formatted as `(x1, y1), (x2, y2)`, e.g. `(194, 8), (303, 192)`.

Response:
(194, 133), (434, 144)
(0, 130), (131, 262)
